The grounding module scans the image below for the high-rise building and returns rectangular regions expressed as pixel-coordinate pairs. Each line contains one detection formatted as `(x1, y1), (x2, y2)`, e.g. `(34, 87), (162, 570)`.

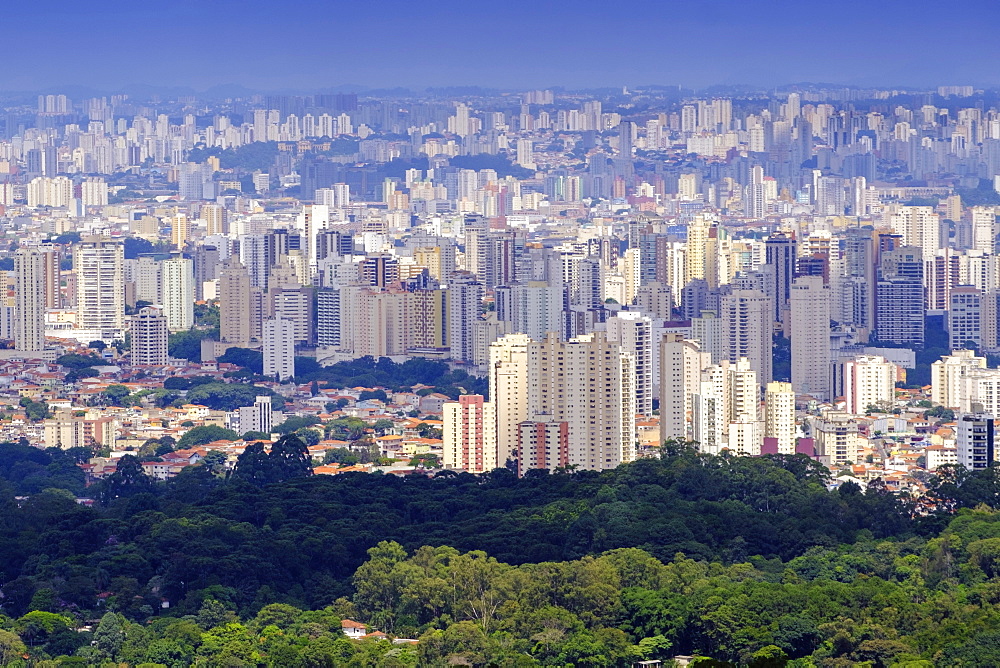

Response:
(721, 289), (773, 384)
(523, 332), (636, 471)
(746, 165), (766, 218)
(765, 231), (797, 322)
(160, 255), (194, 332)
(970, 206), (996, 254)
(606, 311), (654, 417)
(238, 395), (274, 436)
(839, 355), (896, 414)
(957, 413), (997, 471)
(501, 282), (564, 341)
(489, 333), (531, 467)
(932, 349), (987, 408)
(811, 411), (861, 466)
(949, 286), (983, 349)
(170, 213), (191, 248)
(219, 257), (254, 345)
(13, 247), (47, 353)
(443, 395), (497, 474)
(765, 381), (796, 454)
(790, 276), (831, 401)
(202, 204), (227, 236)
(659, 334), (711, 441)
(447, 271), (482, 363)
(131, 306), (169, 366)
(75, 237), (125, 336)
(263, 317), (295, 381)
(876, 246), (924, 347)
(890, 206), (942, 261)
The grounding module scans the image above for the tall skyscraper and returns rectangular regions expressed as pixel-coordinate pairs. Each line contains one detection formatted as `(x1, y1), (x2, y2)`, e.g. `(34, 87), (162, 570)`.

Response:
(202, 204), (227, 236)
(14, 247), (47, 353)
(263, 317), (295, 381)
(949, 286), (983, 349)
(890, 206), (942, 261)
(606, 311), (654, 417)
(161, 255), (194, 332)
(839, 355), (896, 414)
(790, 276), (831, 401)
(489, 333), (531, 467)
(721, 289), (773, 385)
(447, 271), (482, 363)
(131, 306), (169, 366)
(659, 334), (711, 441)
(765, 231), (796, 322)
(219, 257), (254, 345)
(75, 237), (125, 336)
(876, 246), (924, 347)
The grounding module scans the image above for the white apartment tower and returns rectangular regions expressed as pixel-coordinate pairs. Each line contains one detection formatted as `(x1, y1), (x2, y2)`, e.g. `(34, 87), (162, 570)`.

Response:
(75, 237), (125, 336)
(131, 306), (169, 366)
(840, 355), (896, 414)
(263, 317), (295, 381)
(957, 413), (997, 470)
(721, 289), (773, 384)
(525, 332), (636, 471)
(160, 255), (194, 332)
(489, 333), (531, 467)
(606, 311), (654, 417)
(931, 350), (987, 408)
(660, 334), (711, 441)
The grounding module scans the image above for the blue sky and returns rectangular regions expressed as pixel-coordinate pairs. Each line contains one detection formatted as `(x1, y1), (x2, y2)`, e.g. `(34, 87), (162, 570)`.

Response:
(6, 0), (1000, 92)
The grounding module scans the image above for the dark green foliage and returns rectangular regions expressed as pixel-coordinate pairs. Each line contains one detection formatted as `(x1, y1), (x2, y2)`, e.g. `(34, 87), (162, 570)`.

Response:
(274, 415), (320, 434)
(97, 454), (154, 504)
(184, 382), (281, 412)
(218, 347), (264, 374)
(176, 425), (240, 449)
(56, 353), (103, 370)
(8, 444), (1000, 662)
(167, 329), (216, 362)
(291, 355), (487, 396)
(230, 433), (312, 486)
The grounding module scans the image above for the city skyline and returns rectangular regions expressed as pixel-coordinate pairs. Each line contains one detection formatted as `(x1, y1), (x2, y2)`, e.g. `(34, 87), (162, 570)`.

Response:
(6, 0), (1000, 92)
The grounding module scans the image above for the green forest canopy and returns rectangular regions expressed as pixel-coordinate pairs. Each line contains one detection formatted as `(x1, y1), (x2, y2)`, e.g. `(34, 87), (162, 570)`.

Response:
(3, 444), (1000, 664)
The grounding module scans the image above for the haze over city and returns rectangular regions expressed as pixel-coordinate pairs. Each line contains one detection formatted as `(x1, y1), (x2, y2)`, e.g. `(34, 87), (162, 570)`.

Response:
(6, 0), (1000, 91)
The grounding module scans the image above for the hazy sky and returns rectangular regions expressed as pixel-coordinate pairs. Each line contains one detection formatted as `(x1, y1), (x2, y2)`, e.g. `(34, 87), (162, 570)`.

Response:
(6, 0), (1000, 92)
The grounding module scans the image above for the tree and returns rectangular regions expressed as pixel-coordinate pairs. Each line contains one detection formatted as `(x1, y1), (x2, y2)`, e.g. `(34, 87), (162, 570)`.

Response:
(295, 428), (321, 447)
(325, 448), (360, 465)
(93, 612), (125, 660)
(275, 415), (321, 434)
(0, 629), (26, 665)
(177, 425), (240, 449)
(98, 454), (154, 504)
(230, 442), (272, 486)
(218, 347), (264, 374)
(200, 450), (229, 476)
(269, 433), (313, 481)
(19, 397), (50, 422)
(102, 384), (132, 406)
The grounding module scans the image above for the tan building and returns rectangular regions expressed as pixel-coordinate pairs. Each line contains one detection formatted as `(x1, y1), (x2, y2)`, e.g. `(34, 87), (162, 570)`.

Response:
(443, 395), (496, 473)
